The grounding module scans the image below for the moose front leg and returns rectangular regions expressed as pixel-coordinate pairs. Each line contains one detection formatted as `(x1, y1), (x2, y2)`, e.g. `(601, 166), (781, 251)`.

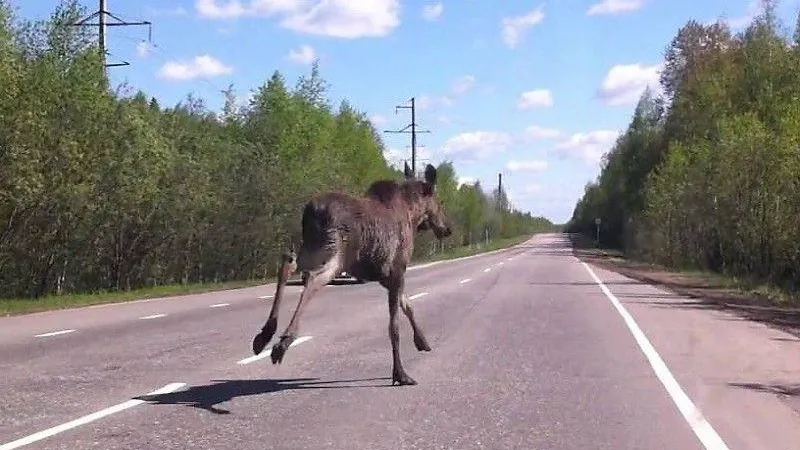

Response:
(387, 275), (418, 386)
(401, 292), (432, 352)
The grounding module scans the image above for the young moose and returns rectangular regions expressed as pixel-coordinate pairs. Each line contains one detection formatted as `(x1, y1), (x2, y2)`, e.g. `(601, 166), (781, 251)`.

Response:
(251, 164), (452, 386)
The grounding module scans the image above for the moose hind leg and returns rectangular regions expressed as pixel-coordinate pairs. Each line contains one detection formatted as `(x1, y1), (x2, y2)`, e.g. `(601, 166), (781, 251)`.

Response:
(401, 294), (432, 352)
(270, 253), (340, 365)
(252, 250), (297, 355)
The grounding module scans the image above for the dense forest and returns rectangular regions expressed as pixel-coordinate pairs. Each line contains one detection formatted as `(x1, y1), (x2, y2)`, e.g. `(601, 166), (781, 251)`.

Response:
(567, 0), (800, 292)
(0, 1), (555, 299)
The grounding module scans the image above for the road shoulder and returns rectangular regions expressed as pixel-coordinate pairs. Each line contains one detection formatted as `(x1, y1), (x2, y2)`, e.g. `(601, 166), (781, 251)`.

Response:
(579, 253), (800, 450)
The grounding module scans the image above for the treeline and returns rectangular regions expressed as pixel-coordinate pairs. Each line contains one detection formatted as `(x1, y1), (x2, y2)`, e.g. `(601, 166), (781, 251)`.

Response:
(0, 1), (555, 299)
(567, 0), (800, 291)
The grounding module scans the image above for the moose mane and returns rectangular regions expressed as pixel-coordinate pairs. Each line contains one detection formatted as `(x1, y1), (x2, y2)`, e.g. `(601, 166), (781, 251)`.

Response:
(364, 178), (431, 206)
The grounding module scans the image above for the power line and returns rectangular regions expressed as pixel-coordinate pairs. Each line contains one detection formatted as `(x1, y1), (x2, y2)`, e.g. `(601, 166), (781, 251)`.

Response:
(71, 0), (152, 75)
(383, 97), (430, 178)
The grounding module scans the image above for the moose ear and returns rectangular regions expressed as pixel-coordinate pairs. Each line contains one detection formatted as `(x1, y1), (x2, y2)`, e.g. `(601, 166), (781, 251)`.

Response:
(403, 161), (413, 180)
(424, 164), (437, 186)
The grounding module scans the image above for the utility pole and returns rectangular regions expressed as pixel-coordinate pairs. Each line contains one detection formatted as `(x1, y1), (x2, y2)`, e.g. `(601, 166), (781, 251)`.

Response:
(99, 0), (106, 62)
(384, 97), (430, 177)
(72, 0), (152, 75)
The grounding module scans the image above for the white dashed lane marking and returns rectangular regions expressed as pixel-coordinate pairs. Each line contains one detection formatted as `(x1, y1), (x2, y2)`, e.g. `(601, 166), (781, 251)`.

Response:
(209, 303), (230, 308)
(237, 335), (314, 365)
(138, 314), (166, 320)
(0, 382), (187, 450)
(34, 329), (76, 338)
(409, 292), (429, 300)
(460, 278), (472, 284)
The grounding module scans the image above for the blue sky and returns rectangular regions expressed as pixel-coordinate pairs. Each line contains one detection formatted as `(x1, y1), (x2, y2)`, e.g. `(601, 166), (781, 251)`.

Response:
(10, 0), (800, 223)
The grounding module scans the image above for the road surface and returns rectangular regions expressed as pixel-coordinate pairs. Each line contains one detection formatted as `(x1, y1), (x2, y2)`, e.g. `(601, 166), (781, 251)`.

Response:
(2, 234), (800, 450)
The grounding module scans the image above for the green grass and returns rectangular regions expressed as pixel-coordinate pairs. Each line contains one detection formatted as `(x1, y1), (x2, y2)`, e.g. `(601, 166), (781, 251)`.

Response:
(0, 279), (269, 317)
(412, 235), (532, 264)
(0, 233), (536, 317)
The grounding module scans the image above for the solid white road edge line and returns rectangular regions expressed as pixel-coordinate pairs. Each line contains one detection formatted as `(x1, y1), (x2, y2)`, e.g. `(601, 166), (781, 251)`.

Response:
(209, 303), (230, 308)
(237, 335), (313, 365)
(0, 382), (187, 450)
(34, 329), (76, 338)
(406, 236), (535, 271)
(408, 292), (429, 300)
(581, 262), (730, 450)
(138, 314), (166, 320)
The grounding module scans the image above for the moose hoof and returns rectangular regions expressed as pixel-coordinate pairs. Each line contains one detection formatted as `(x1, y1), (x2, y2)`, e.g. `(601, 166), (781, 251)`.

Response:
(392, 370), (418, 386)
(270, 336), (294, 364)
(414, 335), (432, 352)
(252, 332), (267, 355)
(252, 318), (278, 355)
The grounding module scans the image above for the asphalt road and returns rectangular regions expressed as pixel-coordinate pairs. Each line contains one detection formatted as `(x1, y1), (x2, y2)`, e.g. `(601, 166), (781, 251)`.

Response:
(2, 233), (800, 450)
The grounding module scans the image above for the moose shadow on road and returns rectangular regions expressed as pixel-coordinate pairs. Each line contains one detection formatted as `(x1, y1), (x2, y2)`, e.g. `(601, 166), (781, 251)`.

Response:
(133, 377), (391, 415)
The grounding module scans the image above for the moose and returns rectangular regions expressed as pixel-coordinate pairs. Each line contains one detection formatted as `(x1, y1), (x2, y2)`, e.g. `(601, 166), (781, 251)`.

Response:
(251, 163), (452, 386)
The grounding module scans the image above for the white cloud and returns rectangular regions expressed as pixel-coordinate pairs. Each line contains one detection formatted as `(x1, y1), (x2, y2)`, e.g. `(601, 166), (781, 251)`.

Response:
(524, 125), (562, 141)
(370, 114), (388, 126)
(703, 1), (760, 30)
(507, 183), (543, 210)
(157, 55), (234, 81)
(524, 183), (542, 194)
(436, 115), (452, 124)
(506, 159), (548, 172)
(501, 6), (545, 48)
(146, 6), (189, 16)
(597, 63), (661, 106)
(417, 94), (453, 111)
(458, 176), (476, 187)
(714, 1), (759, 30)
(422, 2), (443, 21)
(383, 146), (432, 168)
(587, 0), (644, 16)
(441, 131), (513, 161)
(288, 44), (317, 64)
(136, 41), (152, 58)
(553, 130), (620, 164)
(517, 89), (553, 109)
(196, 0), (400, 38)
(196, 0), (248, 19)
(452, 75), (476, 95)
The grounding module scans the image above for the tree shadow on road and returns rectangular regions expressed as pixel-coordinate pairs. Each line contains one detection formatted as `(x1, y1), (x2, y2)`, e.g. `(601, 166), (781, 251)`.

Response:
(524, 280), (647, 286)
(133, 377), (391, 415)
(624, 296), (800, 338)
(728, 382), (800, 397)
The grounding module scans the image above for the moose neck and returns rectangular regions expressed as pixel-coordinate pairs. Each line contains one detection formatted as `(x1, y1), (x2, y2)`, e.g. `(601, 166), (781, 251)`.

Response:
(397, 183), (427, 230)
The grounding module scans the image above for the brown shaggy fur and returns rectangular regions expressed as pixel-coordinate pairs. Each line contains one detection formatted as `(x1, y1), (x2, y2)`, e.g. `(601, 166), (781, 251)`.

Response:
(251, 164), (452, 386)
